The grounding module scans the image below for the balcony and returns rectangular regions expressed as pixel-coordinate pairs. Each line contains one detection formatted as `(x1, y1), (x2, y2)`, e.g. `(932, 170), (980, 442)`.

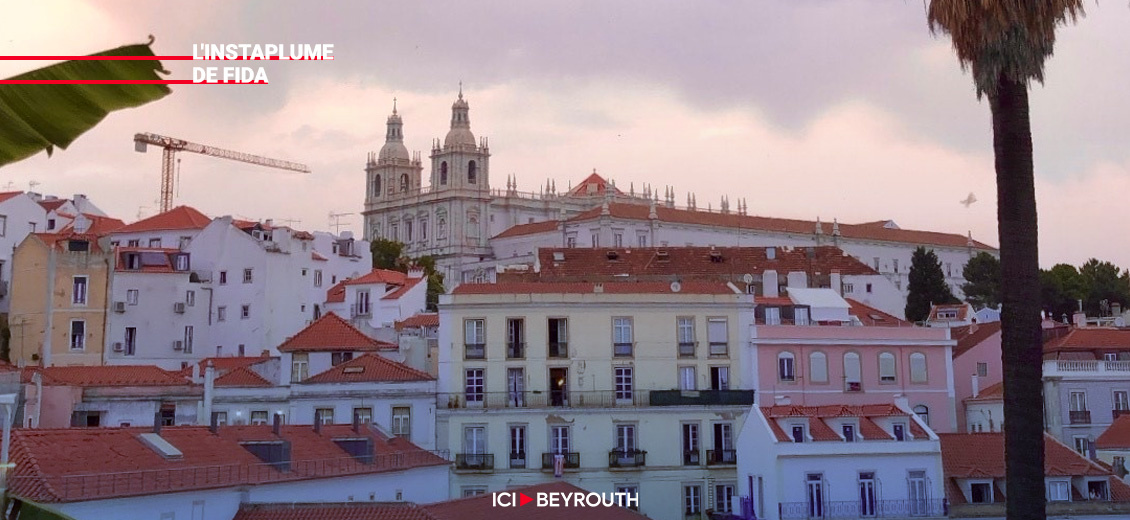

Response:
(608, 449), (647, 468)
(684, 450), (701, 466)
(509, 451), (526, 469)
(464, 343), (485, 360)
(613, 342), (634, 357)
(1070, 410), (1092, 424)
(1046, 359), (1130, 377)
(649, 390), (756, 407)
(1114, 409), (1130, 420)
(349, 303), (371, 318)
(845, 381), (863, 392)
(778, 499), (948, 519)
(679, 342), (696, 357)
(548, 342), (569, 358)
(454, 453), (494, 471)
(541, 452), (580, 470)
(440, 390), (652, 409)
(506, 342), (525, 359)
(706, 449), (737, 465)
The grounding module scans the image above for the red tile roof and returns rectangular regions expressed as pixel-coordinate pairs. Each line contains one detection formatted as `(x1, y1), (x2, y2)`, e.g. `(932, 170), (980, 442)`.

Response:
(1097, 415), (1130, 450)
(497, 201), (995, 250)
(175, 356), (274, 378)
(277, 313), (397, 353)
(326, 280), (348, 303)
(493, 219), (559, 239)
(859, 417), (894, 440)
(30, 232), (110, 253)
(114, 247), (187, 273)
(214, 367), (274, 387)
(452, 281), (739, 296)
(529, 246), (877, 281)
(808, 418), (840, 441)
(55, 214), (126, 236)
(927, 303), (972, 322)
(964, 381), (1003, 403)
(846, 298), (909, 327)
(940, 433), (1111, 478)
(382, 277), (424, 300)
(345, 269), (408, 286)
(763, 404), (909, 419)
(1045, 328), (1130, 356)
(23, 365), (194, 387)
(7, 424), (447, 503)
(951, 322), (1002, 358)
(566, 171), (622, 197)
(115, 206), (211, 233)
(396, 313), (439, 331)
(233, 482), (645, 520)
(301, 354), (432, 384)
(37, 198), (68, 212)
(0, 191), (24, 204)
(311, 251), (329, 262)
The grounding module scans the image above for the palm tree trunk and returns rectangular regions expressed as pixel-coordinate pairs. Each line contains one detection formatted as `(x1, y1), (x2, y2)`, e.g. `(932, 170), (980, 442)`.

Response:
(990, 74), (1045, 520)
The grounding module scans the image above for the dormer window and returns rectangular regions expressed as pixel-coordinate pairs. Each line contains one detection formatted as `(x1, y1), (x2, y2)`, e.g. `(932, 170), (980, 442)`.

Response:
(791, 425), (806, 443)
(173, 254), (190, 271)
(68, 240), (90, 252)
(893, 423), (906, 441)
(842, 424), (855, 442)
(938, 310), (958, 319)
(125, 253), (141, 270)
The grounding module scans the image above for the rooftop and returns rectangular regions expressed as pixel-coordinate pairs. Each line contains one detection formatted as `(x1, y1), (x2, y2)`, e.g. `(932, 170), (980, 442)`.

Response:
(845, 298), (909, 327)
(301, 354), (433, 384)
(939, 433), (1113, 479)
(23, 365), (193, 387)
(214, 366), (274, 388)
(277, 313), (398, 353)
(451, 280), (740, 296)
(951, 322), (1002, 358)
(396, 313), (439, 331)
(114, 205), (211, 234)
(762, 404), (928, 442)
(964, 381), (1004, 403)
(1045, 328), (1130, 355)
(1097, 415), (1130, 450)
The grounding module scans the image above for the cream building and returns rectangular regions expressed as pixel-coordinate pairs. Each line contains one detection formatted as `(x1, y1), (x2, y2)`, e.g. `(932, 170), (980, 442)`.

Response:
(436, 280), (755, 520)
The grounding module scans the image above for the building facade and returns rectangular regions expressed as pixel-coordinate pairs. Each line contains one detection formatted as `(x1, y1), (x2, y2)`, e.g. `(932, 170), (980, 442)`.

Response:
(1043, 328), (1130, 451)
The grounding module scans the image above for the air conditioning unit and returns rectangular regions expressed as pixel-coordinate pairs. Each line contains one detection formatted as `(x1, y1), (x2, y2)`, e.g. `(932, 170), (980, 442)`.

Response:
(113, 301), (126, 313)
(172, 340), (184, 350)
(173, 302), (186, 314)
(112, 342), (124, 352)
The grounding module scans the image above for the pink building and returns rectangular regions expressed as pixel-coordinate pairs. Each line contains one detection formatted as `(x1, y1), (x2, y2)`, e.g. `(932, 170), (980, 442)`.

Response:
(949, 322), (1002, 432)
(752, 289), (958, 432)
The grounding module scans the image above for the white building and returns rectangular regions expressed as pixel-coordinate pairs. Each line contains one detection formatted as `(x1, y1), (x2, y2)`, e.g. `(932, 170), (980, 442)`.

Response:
(6, 423), (449, 520)
(20, 365), (202, 428)
(735, 402), (946, 520)
(323, 267), (428, 342)
(34, 192), (108, 232)
(0, 191), (47, 312)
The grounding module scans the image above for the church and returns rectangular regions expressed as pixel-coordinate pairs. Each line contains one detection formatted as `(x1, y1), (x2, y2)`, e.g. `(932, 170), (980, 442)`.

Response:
(361, 90), (996, 316)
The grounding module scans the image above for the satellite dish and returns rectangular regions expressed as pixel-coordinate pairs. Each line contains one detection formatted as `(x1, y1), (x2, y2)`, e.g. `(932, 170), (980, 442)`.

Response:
(742, 273), (754, 284)
(670, 281), (682, 293)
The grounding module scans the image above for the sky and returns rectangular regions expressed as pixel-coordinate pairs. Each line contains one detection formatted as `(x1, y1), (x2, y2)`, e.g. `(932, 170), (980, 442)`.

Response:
(2, 1), (1129, 268)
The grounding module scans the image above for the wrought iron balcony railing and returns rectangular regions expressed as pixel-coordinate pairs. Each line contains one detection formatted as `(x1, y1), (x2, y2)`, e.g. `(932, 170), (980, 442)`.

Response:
(541, 452), (580, 470)
(454, 453), (494, 470)
(778, 498), (947, 519)
(608, 449), (647, 468)
(706, 449), (737, 465)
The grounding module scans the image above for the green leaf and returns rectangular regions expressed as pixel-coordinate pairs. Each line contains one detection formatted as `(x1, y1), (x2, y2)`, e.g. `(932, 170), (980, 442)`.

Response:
(6, 498), (79, 520)
(0, 42), (171, 167)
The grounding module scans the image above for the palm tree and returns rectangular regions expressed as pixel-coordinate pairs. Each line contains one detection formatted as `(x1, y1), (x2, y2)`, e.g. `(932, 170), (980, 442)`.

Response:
(926, 3), (1084, 519)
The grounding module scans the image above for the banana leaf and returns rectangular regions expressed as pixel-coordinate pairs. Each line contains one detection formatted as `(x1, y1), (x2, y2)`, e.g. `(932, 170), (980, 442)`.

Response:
(0, 42), (171, 167)
(5, 498), (77, 520)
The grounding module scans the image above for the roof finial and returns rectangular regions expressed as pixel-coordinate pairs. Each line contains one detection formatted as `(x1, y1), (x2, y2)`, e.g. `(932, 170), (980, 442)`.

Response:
(392, 97), (397, 115)
(458, 81), (463, 100)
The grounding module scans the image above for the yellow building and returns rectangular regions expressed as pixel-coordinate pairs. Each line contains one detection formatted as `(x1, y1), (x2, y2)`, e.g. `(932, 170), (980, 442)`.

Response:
(436, 280), (756, 520)
(9, 232), (115, 366)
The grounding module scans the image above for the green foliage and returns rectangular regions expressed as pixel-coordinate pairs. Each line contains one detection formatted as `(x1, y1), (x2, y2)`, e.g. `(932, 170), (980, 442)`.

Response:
(905, 246), (960, 322)
(370, 240), (445, 310)
(1040, 259), (1130, 320)
(0, 42), (171, 166)
(370, 239), (404, 270)
(1040, 264), (1084, 321)
(962, 252), (1001, 310)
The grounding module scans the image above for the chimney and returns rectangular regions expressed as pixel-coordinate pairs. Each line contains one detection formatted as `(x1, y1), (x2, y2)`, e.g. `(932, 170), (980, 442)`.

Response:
(153, 411), (163, 435)
(273, 413), (282, 436)
(1074, 311), (1088, 328)
(210, 411), (221, 434)
(830, 271), (842, 296)
(314, 420), (322, 435)
(971, 373), (980, 398)
(763, 270), (779, 298)
(407, 267), (425, 279)
(202, 361), (215, 425)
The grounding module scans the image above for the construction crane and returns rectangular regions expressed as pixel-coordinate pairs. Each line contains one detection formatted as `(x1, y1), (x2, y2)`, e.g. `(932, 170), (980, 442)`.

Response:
(133, 132), (311, 213)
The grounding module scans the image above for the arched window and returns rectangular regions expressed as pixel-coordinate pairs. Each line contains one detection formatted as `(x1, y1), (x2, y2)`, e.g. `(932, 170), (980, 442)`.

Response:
(878, 352), (896, 383)
(467, 216), (480, 239)
(809, 352), (828, 383)
(372, 174), (382, 197)
(437, 217), (447, 239)
(910, 352), (928, 383)
(399, 174), (409, 192)
(778, 352), (796, 382)
(913, 405), (930, 427)
(844, 352), (861, 391)
(440, 162), (448, 185)
(405, 220), (413, 242)
(468, 160), (478, 184)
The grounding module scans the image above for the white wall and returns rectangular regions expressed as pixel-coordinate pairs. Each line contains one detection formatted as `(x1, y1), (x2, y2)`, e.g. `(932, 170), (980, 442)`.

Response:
(0, 193), (47, 313)
(105, 271), (211, 369)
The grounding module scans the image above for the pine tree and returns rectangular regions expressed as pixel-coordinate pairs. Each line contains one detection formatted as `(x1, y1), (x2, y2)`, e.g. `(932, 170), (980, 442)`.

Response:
(962, 252), (1001, 310)
(905, 246), (959, 322)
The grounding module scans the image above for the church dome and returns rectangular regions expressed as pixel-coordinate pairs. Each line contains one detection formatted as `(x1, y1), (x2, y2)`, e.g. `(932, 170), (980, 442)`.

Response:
(378, 141), (410, 161)
(444, 127), (476, 148)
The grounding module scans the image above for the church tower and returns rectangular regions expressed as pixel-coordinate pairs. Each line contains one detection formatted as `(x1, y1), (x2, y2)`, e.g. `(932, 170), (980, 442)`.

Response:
(430, 85), (490, 192)
(363, 100), (423, 241)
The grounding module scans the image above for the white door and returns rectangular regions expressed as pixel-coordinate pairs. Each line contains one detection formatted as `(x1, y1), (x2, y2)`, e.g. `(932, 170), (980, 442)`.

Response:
(806, 475), (824, 519)
(908, 471), (928, 516)
(859, 473), (876, 517)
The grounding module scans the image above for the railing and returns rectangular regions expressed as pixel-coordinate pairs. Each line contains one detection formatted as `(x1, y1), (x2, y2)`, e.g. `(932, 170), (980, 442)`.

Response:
(507, 342), (525, 359)
(349, 303), (371, 318)
(706, 449), (737, 465)
(1070, 410), (1092, 424)
(608, 449), (647, 468)
(1114, 409), (1130, 420)
(650, 390), (756, 406)
(1051, 360), (1130, 374)
(549, 342), (569, 358)
(509, 452), (527, 469)
(779, 499), (947, 519)
(9, 450), (449, 502)
(439, 390), (652, 409)
(684, 450), (702, 466)
(541, 452), (580, 470)
(614, 343), (634, 357)
(454, 453), (494, 470)
(464, 343), (485, 359)
(679, 342), (697, 357)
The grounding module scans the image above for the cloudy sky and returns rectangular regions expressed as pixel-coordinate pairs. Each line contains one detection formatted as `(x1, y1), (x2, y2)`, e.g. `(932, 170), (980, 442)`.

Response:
(3, 1), (1129, 268)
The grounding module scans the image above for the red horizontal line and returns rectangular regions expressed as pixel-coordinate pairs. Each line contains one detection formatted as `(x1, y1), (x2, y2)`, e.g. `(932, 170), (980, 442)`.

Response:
(0, 80), (268, 84)
(0, 56), (333, 61)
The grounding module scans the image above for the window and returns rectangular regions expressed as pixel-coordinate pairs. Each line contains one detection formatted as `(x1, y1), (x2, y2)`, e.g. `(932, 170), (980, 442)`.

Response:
(591, 233), (599, 248)
(873, 257), (880, 270)
(893, 259), (900, 273)
(174, 254), (189, 271)
(1106, 352), (1119, 362)
(148, 238), (161, 248)
(677, 317), (695, 357)
(810, 352), (828, 383)
(399, 173), (409, 192)
(778, 352), (796, 382)
(1070, 391), (1088, 411)
(243, 268), (253, 283)
(551, 425), (571, 454)
(291, 353), (309, 382)
(792, 425), (806, 443)
(124, 326), (137, 356)
(707, 318), (728, 355)
(764, 307), (781, 325)
(683, 423), (700, 465)
(353, 407), (372, 424)
(313, 270), (323, 287)
(613, 232), (623, 247)
(684, 485), (702, 515)
(183, 326), (194, 354)
(637, 234), (647, 247)
(795, 307), (810, 326)
(186, 290), (195, 307)
(465, 369), (485, 403)
(47, 218), (55, 230)
(893, 423), (906, 441)
(315, 408), (334, 425)
(372, 174), (382, 197)
(680, 366), (697, 391)
(437, 218), (447, 239)
(331, 352), (353, 366)
(616, 484), (640, 510)
(420, 219), (428, 241)
(237, 344), (245, 356)
(219, 271), (227, 285)
(1048, 480), (1070, 501)
(566, 235), (576, 248)
(0, 215), (5, 236)
(461, 487), (487, 497)
(913, 405), (930, 427)
(405, 220), (413, 242)
(72, 276), (88, 305)
(127, 239), (140, 247)
(842, 424), (855, 442)
(844, 352), (862, 390)
(616, 423), (636, 451)
(241, 305), (250, 319)
(866, 283), (873, 293)
(70, 320), (86, 350)
(615, 367), (633, 401)
(711, 366), (730, 390)
(510, 425), (527, 468)
(126, 289), (139, 305)
(392, 407), (411, 439)
(506, 318), (525, 358)
(715, 484), (735, 513)
(217, 306), (227, 321)
(548, 318), (568, 358)
(969, 482), (993, 504)
(613, 317), (633, 356)
(879, 352), (897, 383)
(910, 352), (928, 383)
(507, 367), (525, 406)
(1116, 391), (1130, 411)
(466, 216), (479, 239)
(464, 319), (485, 359)
(468, 160), (477, 184)
(251, 411), (269, 425)
(977, 362), (988, 377)
(1088, 480), (1109, 500)
(440, 162), (448, 184)
(843, 282), (855, 294)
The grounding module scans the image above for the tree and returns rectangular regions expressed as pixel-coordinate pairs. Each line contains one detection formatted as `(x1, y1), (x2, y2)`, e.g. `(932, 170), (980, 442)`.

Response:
(962, 252), (1001, 310)
(927, 3), (1084, 519)
(1078, 259), (1130, 317)
(1040, 264), (1084, 322)
(905, 247), (959, 322)
(370, 239), (446, 310)
(370, 239), (404, 270)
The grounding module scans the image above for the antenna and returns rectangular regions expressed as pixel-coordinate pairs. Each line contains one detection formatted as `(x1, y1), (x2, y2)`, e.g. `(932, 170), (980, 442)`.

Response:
(136, 205), (149, 220)
(28, 180), (40, 190)
(328, 211), (354, 234)
(2, 181), (14, 190)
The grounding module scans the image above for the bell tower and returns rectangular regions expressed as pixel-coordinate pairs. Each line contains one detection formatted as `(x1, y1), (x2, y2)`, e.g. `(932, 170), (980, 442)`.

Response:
(430, 84), (490, 193)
